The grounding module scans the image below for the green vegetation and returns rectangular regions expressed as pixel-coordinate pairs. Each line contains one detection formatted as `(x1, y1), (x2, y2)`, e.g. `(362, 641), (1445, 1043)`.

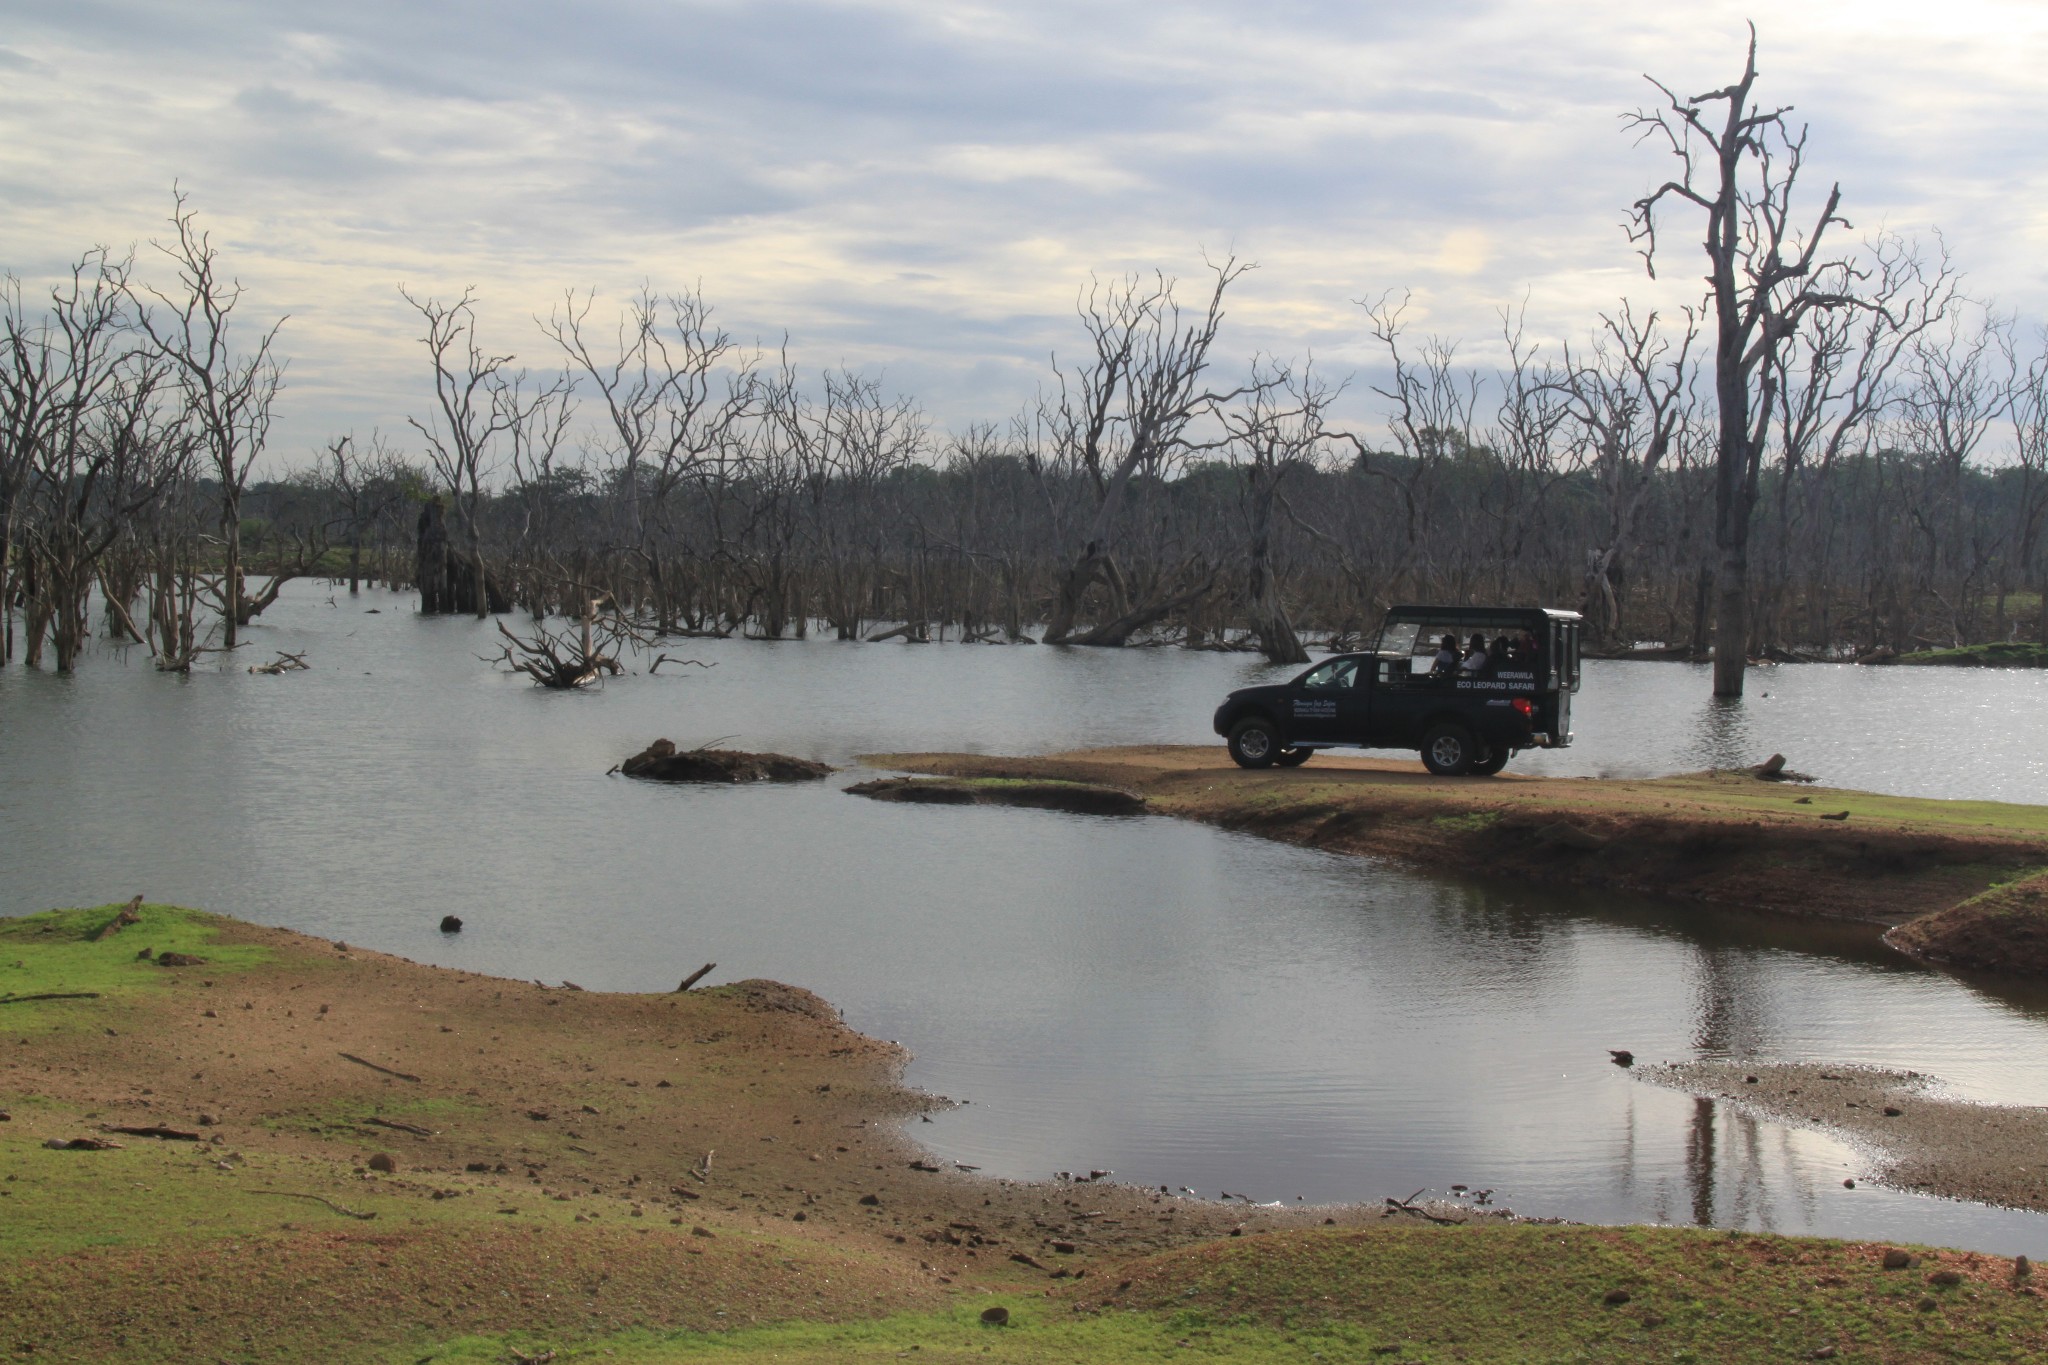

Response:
(1896, 641), (2048, 668)
(0, 903), (271, 1028)
(409, 1225), (2047, 1364)
(1433, 810), (1501, 833)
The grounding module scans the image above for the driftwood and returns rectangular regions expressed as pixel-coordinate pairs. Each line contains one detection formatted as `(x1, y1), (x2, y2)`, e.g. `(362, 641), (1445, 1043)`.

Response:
(1384, 1189), (1463, 1225)
(102, 1124), (201, 1141)
(338, 1052), (422, 1083)
(91, 895), (145, 941)
(619, 739), (832, 784)
(363, 1116), (435, 1136)
(248, 651), (309, 675)
(865, 621), (931, 643)
(491, 618), (622, 689)
(676, 962), (717, 992)
(248, 1189), (377, 1220)
(44, 1137), (122, 1151)
(1, 992), (103, 1005)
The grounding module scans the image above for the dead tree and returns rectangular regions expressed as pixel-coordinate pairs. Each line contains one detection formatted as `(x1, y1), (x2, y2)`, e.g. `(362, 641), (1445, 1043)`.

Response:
(1039, 259), (1252, 645)
(1564, 303), (1698, 643)
(134, 190), (286, 653)
(403, 287), (561, 617)
(1219, 360), (1340, 664)
(1627, 26), (1865, 696)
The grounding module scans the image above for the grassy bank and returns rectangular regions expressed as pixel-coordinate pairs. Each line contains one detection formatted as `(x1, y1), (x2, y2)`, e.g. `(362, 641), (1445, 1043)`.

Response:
(867, 747), (2048, 974)
(2, 903), (2043, 1362)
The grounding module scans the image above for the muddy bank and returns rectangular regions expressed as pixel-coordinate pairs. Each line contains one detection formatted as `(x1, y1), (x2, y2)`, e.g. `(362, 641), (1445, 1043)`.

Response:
(847, 775), (1146, 815)
(868, 747), (2048, 961)
(0, 904), (1479, 1361)
(1643, 1061), (2048, 1213)
(618, 738), (832, 782)
(1890, 872), (2048, 975)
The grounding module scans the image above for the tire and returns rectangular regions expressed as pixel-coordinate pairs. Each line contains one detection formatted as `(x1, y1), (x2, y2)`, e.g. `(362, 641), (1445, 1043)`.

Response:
(1274, 747), (1312, 768)
(1471, 745), (1510, 776)
(1420, 723), (1479, 777)
(1228, 716), (1281, 769)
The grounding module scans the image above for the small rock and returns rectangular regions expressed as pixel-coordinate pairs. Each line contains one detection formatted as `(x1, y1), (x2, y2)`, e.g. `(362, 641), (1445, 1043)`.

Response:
(368, 1153), (396, 1173)
(1883, 1106), (1902, 1117)
(1927, 1269), (1962, 1287)
(1843, 1178), (1855, 1189)
(1608, 1049), (1633, 1067)
(2016, 1254), (2032, 1279)
(858, 1193), (881, 1206)
(439, 916), (463, 933)
(1744, 1075), (1759, 1084)
(979, 1306), (1010, 1326)
(1602, 1288), (1631, 1306)
(155, 952), (206, 968)
(1051, 1240), (1077, 1254)
(1809, 1347), (1838, 1360)
(1882, 1249), (1912, 1270)
(691, 1225), (713, 1238)
(1916, 1296), (1937, 1312)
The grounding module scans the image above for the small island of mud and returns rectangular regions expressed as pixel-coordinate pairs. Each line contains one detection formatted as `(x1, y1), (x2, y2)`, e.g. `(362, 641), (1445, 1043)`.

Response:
(618, 738), (832, 783)
(847, 774), (1146, 815)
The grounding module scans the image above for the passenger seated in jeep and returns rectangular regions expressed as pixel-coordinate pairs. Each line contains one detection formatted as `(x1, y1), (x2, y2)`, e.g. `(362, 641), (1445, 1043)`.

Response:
(1457, 632), (1489, 673)
(1430, 634), (1459, 676)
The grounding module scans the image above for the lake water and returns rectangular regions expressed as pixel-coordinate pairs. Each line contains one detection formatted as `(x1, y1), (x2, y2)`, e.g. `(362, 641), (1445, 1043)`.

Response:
(3, 583), (2047, 1254)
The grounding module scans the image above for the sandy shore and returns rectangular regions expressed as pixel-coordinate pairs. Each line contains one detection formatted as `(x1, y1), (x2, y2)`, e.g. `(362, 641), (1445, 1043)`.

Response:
(1644, 1060), (2048, 1211)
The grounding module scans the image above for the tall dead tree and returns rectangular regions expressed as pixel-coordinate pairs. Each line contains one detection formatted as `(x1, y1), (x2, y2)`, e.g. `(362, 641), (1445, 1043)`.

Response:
(135, 191), (286, 651)
(1628, 27), (1863, 696)
(1039, 260), (1251, 645)
(1563, 303), (1697, 643)
(403, 287), (564, 617)
(1220, 360), (1339, 663)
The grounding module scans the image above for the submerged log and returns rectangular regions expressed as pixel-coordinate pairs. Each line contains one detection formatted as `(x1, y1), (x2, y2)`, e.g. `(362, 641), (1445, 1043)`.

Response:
(619, 739), (833, 784)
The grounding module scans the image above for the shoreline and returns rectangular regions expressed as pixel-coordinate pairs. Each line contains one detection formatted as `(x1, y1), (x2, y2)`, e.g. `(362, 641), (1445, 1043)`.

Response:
(5, 903), (2046, 1361)
(1642, 1061), (2048, 1214)
(868, 746), (2048, 973)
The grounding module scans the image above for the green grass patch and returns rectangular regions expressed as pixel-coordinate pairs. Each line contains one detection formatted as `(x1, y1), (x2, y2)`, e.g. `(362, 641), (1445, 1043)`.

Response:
(1433, 810), (1501, 833)
(0, 904), (270, 1029)
(408, 1222), (2048, 1364)
(0, 1134), (448, 1259)
(1896, 641), (2048, 668)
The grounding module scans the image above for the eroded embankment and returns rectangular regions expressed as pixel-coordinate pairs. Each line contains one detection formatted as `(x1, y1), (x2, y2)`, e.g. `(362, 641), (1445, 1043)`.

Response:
(868, 746), (2048, 971)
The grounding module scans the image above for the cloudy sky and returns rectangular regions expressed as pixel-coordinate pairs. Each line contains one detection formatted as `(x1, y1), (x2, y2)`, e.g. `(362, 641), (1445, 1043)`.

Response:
(3, 0), (2045, 465)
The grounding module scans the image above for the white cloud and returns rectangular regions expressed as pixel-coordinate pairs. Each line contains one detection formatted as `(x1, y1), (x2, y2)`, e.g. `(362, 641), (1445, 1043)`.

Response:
(0, 0), (2042, 466)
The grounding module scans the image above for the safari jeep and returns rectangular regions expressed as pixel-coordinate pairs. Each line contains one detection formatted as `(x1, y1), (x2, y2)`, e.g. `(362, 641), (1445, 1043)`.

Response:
(1211, 605), (1582, 775)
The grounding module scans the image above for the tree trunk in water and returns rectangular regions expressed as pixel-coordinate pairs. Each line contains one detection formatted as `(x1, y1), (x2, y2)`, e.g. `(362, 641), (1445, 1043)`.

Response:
(1712, 543), (1747, 697)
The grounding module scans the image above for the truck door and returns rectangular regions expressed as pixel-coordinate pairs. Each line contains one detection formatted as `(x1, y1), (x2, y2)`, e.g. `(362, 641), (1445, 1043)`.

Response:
(1286, 656), (1367, 744)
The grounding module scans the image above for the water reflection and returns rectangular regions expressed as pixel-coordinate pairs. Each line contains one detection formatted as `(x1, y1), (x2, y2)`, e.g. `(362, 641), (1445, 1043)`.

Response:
(1682, 694), (1757, 772)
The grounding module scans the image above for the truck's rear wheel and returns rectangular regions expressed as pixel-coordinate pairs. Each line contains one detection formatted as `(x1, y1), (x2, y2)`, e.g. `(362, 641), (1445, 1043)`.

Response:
(1228, 717), (1281, 769)
(1471, 746), (1510, 776)
(1420, 724), (1479, 776)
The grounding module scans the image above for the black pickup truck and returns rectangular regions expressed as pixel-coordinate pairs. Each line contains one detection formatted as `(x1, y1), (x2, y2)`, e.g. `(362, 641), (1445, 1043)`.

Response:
(1211, 605), (1582, 775)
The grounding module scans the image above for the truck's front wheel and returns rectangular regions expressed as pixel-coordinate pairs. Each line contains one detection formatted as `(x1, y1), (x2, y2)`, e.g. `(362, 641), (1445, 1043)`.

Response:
(1420, 724), (1480, 776)
(1228, 717), (1281, 769)
(1274, 746), (1312, 767)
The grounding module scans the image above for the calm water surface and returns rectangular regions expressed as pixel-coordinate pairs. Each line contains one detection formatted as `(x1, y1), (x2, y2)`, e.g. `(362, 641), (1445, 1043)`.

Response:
(3, 584), (2047, 1254)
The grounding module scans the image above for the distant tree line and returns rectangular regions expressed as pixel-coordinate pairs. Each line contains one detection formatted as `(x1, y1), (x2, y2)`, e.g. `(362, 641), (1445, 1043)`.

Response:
(6, 43), (2048, 688)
